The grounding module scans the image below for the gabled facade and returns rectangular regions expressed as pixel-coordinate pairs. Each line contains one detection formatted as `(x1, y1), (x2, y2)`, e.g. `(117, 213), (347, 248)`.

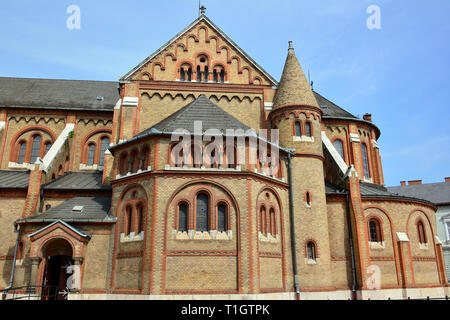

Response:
(0, 14), (448, 300)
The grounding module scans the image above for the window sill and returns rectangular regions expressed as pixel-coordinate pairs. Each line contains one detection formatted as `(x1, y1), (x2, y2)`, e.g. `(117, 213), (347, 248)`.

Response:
(172, 230), (233, 240)
(165, 165), (241, 172)
(258, 232), (279, 243)
(363, 177), (374, 183)
(293, 136), (314, 143)
(304, 258), (319, 265)
(419, 243), (429, 250)
(8, 162), (36, 170)
(120, 231), (144, 243)
(115, 166), (152, 180)
(369, 241), (385, 250)
(253, 169), (285, 183)
(80, 164), (103, 171)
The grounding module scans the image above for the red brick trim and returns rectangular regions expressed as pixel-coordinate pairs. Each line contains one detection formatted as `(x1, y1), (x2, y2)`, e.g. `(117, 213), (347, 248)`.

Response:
(166, 250), (237, 256)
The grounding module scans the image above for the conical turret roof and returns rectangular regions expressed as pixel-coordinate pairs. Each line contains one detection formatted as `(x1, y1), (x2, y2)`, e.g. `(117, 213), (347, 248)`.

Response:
(273, 41), (319, 109)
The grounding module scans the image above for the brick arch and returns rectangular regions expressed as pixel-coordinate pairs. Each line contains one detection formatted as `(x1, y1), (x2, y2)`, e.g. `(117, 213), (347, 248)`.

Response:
(163, 179), (241, 234)
(363, 204), (402, 285)
(39, 236), (76, 259)
(406, 209), (437, 247)
(117, 184), (148, 235)
(80, 128), (112, 164)
(9, 125), (57, 162)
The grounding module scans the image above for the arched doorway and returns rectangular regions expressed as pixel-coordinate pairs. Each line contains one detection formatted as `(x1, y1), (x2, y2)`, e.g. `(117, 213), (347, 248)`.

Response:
(41, 238), (74, 300)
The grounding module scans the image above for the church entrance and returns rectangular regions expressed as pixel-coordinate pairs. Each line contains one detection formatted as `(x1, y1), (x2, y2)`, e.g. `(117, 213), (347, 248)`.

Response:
(41, 239), (74, 300)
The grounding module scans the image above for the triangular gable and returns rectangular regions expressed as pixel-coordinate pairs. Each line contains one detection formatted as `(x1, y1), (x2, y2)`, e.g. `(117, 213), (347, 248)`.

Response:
(28, 219), (91, 242)
(120, 15), (278, 86)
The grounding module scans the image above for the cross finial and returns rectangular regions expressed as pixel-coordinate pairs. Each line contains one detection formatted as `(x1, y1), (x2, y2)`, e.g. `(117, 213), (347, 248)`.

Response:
(200, 5), (206, 15)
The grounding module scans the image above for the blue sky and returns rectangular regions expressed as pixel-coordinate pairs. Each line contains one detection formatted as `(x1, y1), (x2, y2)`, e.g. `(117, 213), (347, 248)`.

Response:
(1, 0), (449, 187)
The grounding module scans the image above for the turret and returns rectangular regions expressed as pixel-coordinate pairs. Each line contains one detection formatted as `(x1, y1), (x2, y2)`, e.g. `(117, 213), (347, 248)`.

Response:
(270, 41), (333, 289)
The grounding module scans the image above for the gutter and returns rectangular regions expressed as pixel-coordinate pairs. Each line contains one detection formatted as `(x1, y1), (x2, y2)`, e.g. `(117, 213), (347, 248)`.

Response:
(2, 224), (20, 300)
(287, 152), (301, 300)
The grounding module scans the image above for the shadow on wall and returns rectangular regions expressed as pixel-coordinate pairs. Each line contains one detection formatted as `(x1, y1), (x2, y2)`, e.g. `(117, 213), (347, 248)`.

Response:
(1, 245), (15, 285)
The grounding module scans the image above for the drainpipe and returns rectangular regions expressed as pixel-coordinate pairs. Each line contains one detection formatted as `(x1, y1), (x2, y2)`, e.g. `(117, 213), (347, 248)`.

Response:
(2, 223), (20, 300)
(287, 153), (301, 300)
(345, 192), (358, 300)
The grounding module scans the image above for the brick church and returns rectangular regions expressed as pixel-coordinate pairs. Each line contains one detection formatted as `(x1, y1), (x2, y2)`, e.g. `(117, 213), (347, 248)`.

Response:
(0, 13), (448, 300)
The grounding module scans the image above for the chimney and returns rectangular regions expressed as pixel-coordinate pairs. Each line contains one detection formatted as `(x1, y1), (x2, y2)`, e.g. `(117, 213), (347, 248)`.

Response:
(445, 177), (450, 183)
(408, 180), (422, 185)
(400, 181), (406, 186)
(363, 113), (372, 122)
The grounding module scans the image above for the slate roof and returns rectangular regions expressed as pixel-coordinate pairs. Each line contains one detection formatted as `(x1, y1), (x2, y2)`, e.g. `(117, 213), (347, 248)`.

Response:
(0, 170), (30, 189)
(17, 196), (115, 223)
(314, 92), (358, 119)
(360, 182), (435, 206)
(139, 95), (251, 135)
(0, 77), (119, 111)
(42, 172), (111, 190)
(388, 182), (450, 205)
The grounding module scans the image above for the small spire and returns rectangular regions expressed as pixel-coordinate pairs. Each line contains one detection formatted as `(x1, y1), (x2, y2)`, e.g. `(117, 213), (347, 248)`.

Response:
(200, 5), (206, 15)
(288, 40), (294, 54)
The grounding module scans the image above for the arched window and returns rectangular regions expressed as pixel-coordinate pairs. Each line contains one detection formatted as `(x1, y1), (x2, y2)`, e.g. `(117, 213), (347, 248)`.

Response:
(87, 143), (96, 166)
(361, 143), (371, 179)
(307, 241), (316, 260)
(137, 205), (144, 234)
(99, 137), (110, 167)
(333, 139), (345, 160)
(368, 219), (382, 242)
(260, 206), (267, 234)
(180, 68), (185, 81)
(140, 146), (150, 171)
(225, 146), (237, 169)
(17, 141), (27, 164)
(119, 152), (128, 175)
(126, 206), (133, 235)
(196, 193), (209, 232)
(417, 221), (427, 244)
(218, 203), (227, 232)
(204, 66), (208, 83)
(30, 135), (41, 164)
(306, 192), (311, 206)
(305, 122), (312, 137)
(220, 69), (225, 83)
(58, 165), (63, 177)
(269, 208), (276, 235)
(294, 122), (302, 137)
(196, 65), (202, 82)
(130, 149), (139, 173)
(213, 70), (218, 83)
(178, 203), (188, 232)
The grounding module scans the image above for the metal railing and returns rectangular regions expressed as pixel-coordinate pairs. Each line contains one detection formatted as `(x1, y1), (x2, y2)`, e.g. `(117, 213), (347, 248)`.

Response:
(1, 285), (59, 301)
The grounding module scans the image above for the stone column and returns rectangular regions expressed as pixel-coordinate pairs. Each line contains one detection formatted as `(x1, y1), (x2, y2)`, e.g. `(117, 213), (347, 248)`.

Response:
(28, 257), (42, 293)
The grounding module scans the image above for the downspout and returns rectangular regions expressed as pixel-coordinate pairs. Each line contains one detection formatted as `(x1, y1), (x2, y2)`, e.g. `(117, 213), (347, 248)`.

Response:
(2, 223), (20, 300)
(345, 191), (358, 300)
(287, 153), (301, 300)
